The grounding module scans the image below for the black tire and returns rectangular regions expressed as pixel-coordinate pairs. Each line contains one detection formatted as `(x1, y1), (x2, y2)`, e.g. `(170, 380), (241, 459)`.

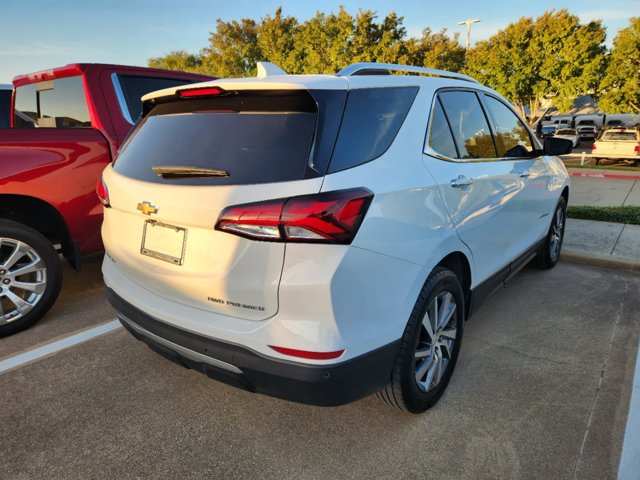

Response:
(535, 197), (567, 270)
(0, 220), (62, 338)
(377, 267), (465, 413)
(595, 158), (600, 165)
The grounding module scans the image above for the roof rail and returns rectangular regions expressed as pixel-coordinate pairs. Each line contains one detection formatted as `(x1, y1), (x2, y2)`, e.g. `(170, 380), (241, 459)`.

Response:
(336, 62), (479, 83)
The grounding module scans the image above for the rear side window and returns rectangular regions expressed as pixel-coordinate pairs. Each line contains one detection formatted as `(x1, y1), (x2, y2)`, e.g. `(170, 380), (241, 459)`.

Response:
(13, 76), (91, 128)
(0, 89), (10, 128)
(439, 91), (497, 159)
(427, 99), (458, 159)
(114, 90), (322, 186)
(114, 74), (195, 123)
(483, 95), (533, 157)
(328, 87), (418, 173)
(14, 76), (91, 128)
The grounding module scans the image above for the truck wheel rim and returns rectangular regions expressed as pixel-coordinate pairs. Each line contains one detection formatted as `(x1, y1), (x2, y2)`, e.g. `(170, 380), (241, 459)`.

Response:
(0, 239), (47, 324)
(414, 291), (458, 393)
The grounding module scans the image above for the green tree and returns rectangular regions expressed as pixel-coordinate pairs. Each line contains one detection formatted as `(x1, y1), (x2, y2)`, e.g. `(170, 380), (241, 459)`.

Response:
(465, 10), (606, 125)
(148, 7), (464, 77)
(148, 50), (205, 74)
(200, 18), (261, 77)
(403, 28), (465, 71)
(598, 17), (640, 113)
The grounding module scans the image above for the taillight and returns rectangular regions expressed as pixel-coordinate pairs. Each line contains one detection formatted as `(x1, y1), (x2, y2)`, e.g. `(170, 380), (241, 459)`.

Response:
(96, 175), (110, 207)
(269, 345), (345, 360)
(635, 145), (639, 154)
(178, 87), (222, 98)
(591, 144), (596, 151)
(215, 188), (373, 244)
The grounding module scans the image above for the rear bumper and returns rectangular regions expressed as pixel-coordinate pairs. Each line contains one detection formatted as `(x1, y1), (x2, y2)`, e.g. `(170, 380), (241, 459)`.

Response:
(106, 288), (399, 406)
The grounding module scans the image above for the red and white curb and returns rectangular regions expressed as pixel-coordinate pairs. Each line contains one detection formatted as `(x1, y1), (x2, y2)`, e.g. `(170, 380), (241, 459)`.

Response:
(569, 171), (640, 181)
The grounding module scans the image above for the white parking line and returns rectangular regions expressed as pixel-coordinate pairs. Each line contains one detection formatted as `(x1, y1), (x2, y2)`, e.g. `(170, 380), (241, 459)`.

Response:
(618, 342), (640, 480)
(0, 320), (122, 375)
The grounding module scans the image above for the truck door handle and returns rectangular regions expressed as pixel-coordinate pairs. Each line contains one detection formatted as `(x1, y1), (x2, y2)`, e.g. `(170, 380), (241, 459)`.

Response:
(516, 169), (531, 177)
(450, 175), (473, 187)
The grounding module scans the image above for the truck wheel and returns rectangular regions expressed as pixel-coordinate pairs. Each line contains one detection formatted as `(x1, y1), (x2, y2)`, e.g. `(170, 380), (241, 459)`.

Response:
(535, 197), (567, 270)
(0, 220), (62, 337)
(377, 267), (464, 413)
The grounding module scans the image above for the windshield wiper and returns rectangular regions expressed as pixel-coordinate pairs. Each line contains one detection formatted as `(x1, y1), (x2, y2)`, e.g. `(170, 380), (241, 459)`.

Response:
(152, 165), (230, 179)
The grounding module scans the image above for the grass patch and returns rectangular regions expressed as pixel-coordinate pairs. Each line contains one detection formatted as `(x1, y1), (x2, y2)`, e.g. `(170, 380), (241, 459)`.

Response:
(568, 206), (640, 225)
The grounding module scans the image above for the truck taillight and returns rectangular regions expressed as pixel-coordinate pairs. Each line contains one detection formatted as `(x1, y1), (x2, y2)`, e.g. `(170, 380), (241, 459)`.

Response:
(215, 188), (373, 244)
(635, 145), (639, 154)
(591, 144), (596, 151)
(96, 175), (110, 207)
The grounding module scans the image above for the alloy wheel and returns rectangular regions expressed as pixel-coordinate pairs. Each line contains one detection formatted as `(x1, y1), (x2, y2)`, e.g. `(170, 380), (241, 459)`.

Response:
(414, 291), (458, 393)
(0, 238), (47, 324)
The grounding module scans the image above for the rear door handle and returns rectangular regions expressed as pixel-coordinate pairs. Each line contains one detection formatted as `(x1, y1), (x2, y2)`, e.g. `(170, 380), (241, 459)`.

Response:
(450, 175), (473, 187)
(516, 169), (531, 177)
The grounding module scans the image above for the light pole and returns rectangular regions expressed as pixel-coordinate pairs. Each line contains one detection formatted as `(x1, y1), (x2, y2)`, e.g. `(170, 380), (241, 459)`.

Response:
(458, 19), (480, 49)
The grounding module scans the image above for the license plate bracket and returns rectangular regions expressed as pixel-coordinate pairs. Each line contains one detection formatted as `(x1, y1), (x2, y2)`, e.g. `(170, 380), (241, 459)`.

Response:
(140, 220), (187, 265)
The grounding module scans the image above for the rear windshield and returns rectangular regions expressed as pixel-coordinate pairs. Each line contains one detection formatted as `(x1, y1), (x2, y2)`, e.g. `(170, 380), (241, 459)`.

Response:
(601, 131), (637, 141)
(556, 129), (576, 135)
(114, 90), (335, 186)
(114, 86), (417, 186)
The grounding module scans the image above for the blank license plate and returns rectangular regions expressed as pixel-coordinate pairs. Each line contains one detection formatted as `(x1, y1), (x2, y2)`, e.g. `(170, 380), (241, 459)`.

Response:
(141, 221), (187, 265)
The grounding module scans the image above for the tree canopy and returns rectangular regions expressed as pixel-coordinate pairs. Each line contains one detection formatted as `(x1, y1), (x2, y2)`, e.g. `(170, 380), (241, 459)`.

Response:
(598, 17), (640, 113)
(148, 7), (464, 76)
(149, 7), (640, 118)
(464, 10), (606, 124)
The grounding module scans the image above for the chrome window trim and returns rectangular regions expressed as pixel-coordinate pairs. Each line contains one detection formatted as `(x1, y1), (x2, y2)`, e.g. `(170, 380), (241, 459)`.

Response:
(111, 72), (134, 125)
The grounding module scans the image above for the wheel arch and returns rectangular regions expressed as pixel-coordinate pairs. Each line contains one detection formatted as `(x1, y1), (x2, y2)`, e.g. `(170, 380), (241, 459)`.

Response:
(0, 194), (79, 270)
(561, 186), (569, 204)
(436, 251), (472, 320)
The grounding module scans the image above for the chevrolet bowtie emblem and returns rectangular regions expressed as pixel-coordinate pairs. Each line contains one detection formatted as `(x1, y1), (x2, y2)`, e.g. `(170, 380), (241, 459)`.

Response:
(137, 201), (158, 216)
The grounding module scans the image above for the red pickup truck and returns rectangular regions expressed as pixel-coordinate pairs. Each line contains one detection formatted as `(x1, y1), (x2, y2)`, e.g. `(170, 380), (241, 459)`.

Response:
(0, 64), (213, 336)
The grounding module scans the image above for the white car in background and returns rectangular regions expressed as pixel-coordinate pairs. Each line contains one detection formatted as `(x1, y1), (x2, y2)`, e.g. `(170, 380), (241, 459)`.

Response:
(100, 62), (572, 413)
(592, 128), (640, 166)
(554, 128), (580, 148)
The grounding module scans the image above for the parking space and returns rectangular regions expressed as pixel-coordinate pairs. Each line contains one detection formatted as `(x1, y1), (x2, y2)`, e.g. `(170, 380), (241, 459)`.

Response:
(1, 260), (638, 479)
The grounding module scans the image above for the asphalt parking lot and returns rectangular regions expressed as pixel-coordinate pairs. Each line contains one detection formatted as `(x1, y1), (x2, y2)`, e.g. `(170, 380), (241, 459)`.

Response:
(1, 258), (638, 479)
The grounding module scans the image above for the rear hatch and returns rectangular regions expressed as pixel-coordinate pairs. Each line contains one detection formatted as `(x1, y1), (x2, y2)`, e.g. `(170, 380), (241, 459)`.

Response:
(102, 84), (347, 320)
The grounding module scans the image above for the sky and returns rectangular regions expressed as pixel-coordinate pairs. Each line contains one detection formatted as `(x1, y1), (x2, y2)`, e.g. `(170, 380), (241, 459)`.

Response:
(0, 0), (638, 83)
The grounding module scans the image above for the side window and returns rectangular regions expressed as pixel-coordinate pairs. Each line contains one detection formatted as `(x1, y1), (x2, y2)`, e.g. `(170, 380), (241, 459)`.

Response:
(328, 87), (419, 173)
(439, 91), (497, 159)
(13, 76), (91, 128)
(114, 75), (194, 123)
(483, 95), (534, 157)
(427, 99), (458, 159)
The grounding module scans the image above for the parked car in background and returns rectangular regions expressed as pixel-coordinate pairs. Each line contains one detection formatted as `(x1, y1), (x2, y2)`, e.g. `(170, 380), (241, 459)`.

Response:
(101, 61), (571, 413)
(575, 119), (599, 140)
(554, 128), (580, 148)
(541, 125), (558, 138)
(0, 84), (11, 128)
(0, 63), (214, 337)
(592, 127), (640, 165)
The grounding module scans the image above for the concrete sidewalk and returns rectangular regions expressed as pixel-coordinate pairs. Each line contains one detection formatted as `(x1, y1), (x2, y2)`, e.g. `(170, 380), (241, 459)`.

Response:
(562, 219), (640, 271)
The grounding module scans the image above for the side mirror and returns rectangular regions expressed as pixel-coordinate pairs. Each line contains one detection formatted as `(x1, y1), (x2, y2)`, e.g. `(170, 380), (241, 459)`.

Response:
(543, 137), (573, 156)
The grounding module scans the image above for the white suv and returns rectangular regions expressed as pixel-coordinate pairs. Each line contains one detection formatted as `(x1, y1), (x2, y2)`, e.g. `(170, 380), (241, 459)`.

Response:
(100, 63), (571, 413)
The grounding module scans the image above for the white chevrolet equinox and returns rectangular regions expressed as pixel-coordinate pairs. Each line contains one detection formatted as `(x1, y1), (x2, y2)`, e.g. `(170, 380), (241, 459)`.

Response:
(100, 62), (572, 413)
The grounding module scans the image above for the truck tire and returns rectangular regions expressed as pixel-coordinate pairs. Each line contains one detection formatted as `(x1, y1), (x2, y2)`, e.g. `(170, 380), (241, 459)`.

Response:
(377, 267), (464, 413)
(0, 220), (62, 337)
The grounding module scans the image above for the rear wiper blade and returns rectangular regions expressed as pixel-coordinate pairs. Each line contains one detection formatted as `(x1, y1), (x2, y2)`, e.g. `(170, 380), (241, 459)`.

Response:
(152, 165), (230, 179)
